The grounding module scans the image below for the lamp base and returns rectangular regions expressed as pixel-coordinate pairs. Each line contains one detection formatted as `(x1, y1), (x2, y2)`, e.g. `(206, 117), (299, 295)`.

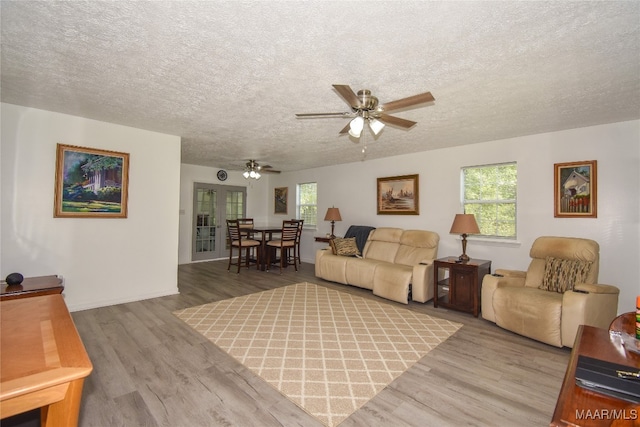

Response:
(458, 253), (470, 262)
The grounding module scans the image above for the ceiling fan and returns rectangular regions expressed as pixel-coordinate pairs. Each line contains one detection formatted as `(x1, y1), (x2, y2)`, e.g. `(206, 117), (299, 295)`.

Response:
(243, 160), (280, 180)
(295, 85), (435, 138)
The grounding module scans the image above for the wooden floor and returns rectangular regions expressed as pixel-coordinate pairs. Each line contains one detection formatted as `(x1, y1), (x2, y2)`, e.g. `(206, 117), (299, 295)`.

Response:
(68, 260), (569, 426)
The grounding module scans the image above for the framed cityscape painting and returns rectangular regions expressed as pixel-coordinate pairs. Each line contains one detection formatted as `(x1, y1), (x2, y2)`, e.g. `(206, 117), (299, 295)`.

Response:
(54, 144), (130, 218)
(377, 174), (419, 215)
(554, 160), (597, 218)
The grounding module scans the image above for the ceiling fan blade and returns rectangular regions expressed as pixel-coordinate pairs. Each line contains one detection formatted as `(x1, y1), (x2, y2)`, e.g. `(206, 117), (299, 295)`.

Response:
(339, 122), (351, 134)
(378, 114), (417, 129)
(296, 112), (351, 118)
(378, 91), (435, 113)
(260, 167), (281, 174)
(333, 85), (362, 109)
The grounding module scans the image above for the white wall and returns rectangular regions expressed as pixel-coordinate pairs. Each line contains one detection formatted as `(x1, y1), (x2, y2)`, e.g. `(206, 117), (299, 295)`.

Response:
(1, 104), (181, 311)
(177, 164), (269, 264)
(265, 120), (640, 314)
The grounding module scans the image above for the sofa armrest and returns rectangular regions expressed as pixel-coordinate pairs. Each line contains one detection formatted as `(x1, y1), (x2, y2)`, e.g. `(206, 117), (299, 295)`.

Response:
(411, 261), (434, 303)
(481, 273), (526, 323)
(495, 269), (527, 279)
(314, 248), (331, 277)
(573, 283), (620, 295)
(561, 283), (620, 347)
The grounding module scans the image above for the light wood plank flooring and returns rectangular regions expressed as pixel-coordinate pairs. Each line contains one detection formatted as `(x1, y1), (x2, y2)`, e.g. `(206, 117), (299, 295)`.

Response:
(68, 260), (569, 426)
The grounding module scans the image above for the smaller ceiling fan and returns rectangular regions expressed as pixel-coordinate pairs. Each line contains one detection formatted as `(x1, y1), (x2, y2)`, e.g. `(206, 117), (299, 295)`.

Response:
(296, 85), (435, 138)
(243, 160), (280, 180)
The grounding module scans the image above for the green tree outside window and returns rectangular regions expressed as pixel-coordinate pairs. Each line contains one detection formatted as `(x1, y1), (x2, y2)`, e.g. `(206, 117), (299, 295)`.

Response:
(463, 163), (517, 238)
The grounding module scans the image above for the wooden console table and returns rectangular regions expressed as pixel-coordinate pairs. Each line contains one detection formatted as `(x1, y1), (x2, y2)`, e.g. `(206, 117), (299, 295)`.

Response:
(1, 275), (63, 301)
(0, 294), (92, 426)
(550, 325), (640, 426)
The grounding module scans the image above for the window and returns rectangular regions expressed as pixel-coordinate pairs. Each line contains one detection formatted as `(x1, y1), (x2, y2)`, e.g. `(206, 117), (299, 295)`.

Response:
(462, 163), (517, 238)
(297, 182), (317, 227)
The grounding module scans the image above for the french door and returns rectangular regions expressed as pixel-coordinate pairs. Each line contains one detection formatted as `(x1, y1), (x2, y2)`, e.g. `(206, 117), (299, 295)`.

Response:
(192, 183), (246, 261)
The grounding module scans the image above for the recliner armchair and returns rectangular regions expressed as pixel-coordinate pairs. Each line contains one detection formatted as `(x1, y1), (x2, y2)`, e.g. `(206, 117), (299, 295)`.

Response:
(481, 236), (619, 348)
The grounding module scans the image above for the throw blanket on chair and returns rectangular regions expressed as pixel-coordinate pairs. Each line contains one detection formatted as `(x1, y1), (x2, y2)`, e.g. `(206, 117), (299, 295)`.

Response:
(344, 225), (376, 254)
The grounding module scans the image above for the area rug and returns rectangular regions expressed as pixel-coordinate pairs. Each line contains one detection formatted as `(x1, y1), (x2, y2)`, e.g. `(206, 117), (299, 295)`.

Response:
(174, 282), (462, 426)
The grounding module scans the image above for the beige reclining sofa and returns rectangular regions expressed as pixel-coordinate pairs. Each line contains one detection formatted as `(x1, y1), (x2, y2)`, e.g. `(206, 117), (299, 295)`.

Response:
(315, 227), (439, 304)
(481, 236), (619, 347)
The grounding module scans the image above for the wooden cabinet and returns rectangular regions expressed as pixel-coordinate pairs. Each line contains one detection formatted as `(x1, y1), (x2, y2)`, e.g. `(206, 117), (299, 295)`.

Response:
(433, 257), (491, 317)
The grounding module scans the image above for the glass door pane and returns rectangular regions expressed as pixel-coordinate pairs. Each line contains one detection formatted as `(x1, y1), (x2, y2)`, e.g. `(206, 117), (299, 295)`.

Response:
(192, 183), (247, 261)
(193, 187), (217, 261)
(225, 190), (245, 250)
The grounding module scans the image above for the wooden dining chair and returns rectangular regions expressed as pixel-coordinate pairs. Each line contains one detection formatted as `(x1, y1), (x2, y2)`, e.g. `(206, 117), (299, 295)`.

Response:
(266, 220), (299, 273)
(237, 218), (255, 238)
(289, 219), (304, 266)
(226, 219), (261, 273)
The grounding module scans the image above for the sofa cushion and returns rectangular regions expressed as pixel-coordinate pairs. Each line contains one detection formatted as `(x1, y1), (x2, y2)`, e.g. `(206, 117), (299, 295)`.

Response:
(372, 263), (413, 304)
(539, 257), (592, 293)
(362, 228), (402, 263)
(394, 230), (439, 266)
(493, 287), (563, 347)
(345, 258), (386, 290)
(330, 237), (360, 257)
(316, 252), (349, 284)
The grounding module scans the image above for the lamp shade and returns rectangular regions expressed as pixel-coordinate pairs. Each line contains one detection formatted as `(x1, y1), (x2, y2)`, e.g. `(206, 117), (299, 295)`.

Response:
(368, 118), (385, 135)
(450, 214), (480, 235)
(348, 116), (364, 138)
(324, 207), (342, 222)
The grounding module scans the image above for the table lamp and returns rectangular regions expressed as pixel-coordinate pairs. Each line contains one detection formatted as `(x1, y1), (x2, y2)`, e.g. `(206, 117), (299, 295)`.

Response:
(324, 207), (342, 238)
(449, 213), (480, 262)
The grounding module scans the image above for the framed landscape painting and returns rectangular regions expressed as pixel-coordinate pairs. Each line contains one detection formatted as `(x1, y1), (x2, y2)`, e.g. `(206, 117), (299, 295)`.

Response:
(554, 160), (597, 218)
(54, 144), (130, 218)
(377, 174), (419, 215)
(274, 187), (288, 214)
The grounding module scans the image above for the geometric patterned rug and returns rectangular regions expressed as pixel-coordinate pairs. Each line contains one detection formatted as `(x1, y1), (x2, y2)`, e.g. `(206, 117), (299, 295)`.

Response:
(174, 282), (463, 426)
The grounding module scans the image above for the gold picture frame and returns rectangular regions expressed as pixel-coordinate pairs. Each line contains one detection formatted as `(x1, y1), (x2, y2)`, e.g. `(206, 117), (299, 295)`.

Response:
(377, 174), (419, 215)
(274, 187), (288, 214)
(554, 160), (597, 218)
(54, 144), (130, 218)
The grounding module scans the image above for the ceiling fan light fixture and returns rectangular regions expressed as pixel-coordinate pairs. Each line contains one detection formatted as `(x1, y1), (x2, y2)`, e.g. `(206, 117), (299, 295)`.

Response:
(348, 116), (364, 138)
(243, 171), (250, 179)
(369, 118), (385, 135)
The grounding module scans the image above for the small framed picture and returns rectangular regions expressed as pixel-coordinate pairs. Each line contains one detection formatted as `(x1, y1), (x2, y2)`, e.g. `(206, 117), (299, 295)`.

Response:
(377, 174), (419, 215)
(54, 144), (130, 218)
(554, 160), (597, 218)
(274, 187), (288, 214)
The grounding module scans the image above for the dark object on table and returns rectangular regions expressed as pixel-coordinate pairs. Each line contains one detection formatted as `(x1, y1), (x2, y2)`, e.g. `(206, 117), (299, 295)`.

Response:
(5, 272), (24, 285)
(575, 355), (640, 403)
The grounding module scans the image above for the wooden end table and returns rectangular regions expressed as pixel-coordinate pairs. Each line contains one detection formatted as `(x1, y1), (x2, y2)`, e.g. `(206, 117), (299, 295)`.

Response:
(433, 257), (491, 317)
(1, 275), (63, 301)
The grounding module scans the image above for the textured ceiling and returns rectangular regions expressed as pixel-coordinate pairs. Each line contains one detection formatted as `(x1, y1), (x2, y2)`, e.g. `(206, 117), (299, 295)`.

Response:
(1, 1), (639, 172)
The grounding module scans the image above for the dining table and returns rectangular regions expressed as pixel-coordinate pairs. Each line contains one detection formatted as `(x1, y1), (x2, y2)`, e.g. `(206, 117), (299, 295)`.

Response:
(251, 224), (284, 270)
